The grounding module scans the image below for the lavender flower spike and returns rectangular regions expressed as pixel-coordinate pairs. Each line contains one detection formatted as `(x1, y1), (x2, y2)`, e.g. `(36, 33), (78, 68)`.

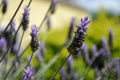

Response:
(30, 25), (38, 37)
(67, 16), (90, 55)
(22, 6), (30, 31)
(30, 25), (40, 52)
(23, 67), (34, 80)
(101, 37), (111, 62)
(64, 17), (75, 46)
(67, 56), (73, 72)
(0, 37), (7, 53)
(2, 0), (7, 14)
(91, 44), (97, 57)
(50, 0), (58, 14)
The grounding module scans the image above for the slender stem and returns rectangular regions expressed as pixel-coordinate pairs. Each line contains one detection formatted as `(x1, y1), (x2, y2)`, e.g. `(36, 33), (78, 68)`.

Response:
(80, 67), (91, 80)
(26, 52), (34, 67)
(0, 0), (32, 62)
(0, 23), (21, 62)
(19, 0), (52, 58)
(50, 54), (71, 80)
(0, 1), (2, 8)
(3, 31), (25, 80)
(0, 0), (24, 38)
(28, 0), (32, 7)
(15, 31), (25, 60)
(1, 57), (8, 80)
(4, 64), (13, 80)
(38, 0), (52, 31)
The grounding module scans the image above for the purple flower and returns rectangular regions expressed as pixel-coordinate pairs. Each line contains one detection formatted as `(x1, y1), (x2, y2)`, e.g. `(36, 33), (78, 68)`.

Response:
(71, 73), (78, 80)
(67, 56), (73, 72)
(91, 48), (106, 69)
(64, 17), (75, 46)
(23, 67), (33, 80)
(30, 25), (38, 37)
(81, 43), (91, 66)
(30, 25), (40, 52)
(67, 16), (90, 55)
(50, 0), (58, 14)
(9, 20), (16, 34)
(91, 44), (97, 58)
(0, 37), (7, 53)
(101, 37), (111, 62)
(2, 0), (7, 14)
(60, 67), (66, 80)
(22, 6), (30, 31)
(11, 43), (18, 54)
(108, 28), (113, 46)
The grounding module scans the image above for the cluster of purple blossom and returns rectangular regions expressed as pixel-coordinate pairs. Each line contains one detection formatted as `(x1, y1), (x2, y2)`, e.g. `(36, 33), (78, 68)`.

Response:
(80, 28), (120, 79)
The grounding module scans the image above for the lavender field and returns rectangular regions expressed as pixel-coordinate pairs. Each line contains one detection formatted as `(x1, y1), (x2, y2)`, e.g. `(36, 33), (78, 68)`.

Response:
(0, 0), (120, 80)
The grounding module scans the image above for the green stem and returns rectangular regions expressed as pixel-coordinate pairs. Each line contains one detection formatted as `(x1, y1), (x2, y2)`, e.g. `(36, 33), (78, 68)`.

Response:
(18, 0), (52, 58)
(38, 0), (52, 31)
(0, 0), (24, 38)
(0, 23), (21, 62)
(50, 54), (71, 80)
(0, 0), (32, 62)
(3, 31), (25, 80)
(26, 51), (34, 67)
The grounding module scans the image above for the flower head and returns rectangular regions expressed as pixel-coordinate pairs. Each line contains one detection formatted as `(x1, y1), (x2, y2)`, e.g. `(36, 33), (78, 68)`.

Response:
(101, 37), (111, 62)
(50, 0), (58, 14)
(91, 48), (106, 69)
(91, 44), (97, 56)
(67, 16), (90, 55)
(30, 25), (38, 37)
(9, 20), (16, 35)
(64, 17), (75, 46)
(23, 67), (33, 80)
(67, 56), (73, 72)
(22, 6), (30, 31)
(0, 37), (7, 53)
(30, 25), (40, 52)
(2, 0), (7, 14)
(11, 43), (18, 54)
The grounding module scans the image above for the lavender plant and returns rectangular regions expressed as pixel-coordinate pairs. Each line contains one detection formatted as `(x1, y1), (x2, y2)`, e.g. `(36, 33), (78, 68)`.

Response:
(80, 28), (120, 80)
(0, 0), (119, 80)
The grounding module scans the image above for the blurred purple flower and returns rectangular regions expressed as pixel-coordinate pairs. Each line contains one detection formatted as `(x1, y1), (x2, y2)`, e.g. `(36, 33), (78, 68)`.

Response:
(50, 0), (58, 14)
(22, 6), (30, 31)
(30, 25), (38, 37)
(101, 37), (111, 62)
(30, 25), (40, 52)
(12, 43), (18, 54)
(2, 0), (7, 14)
(9, 20), (16, 35)
(81, 43), (91, 66)
(91, 44), (97, 58)
(64, 17), (75, 46)
(0, 37), (7, 53)
(23, 67), (34, 80)
(71, 73), (78, 80)
(67, 16), (90, 55)
(67, 56), (73, 72)
(60, 67), (66, 80)
(91, 48), (106, 70)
